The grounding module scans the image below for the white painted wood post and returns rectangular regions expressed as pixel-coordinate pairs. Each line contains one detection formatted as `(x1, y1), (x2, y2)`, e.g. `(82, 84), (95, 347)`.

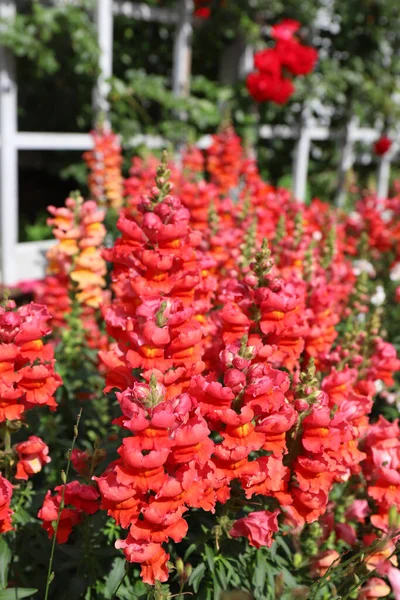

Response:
(292, 113), (311, 202)
(172, 0), (193, 98)
(239, 44), (254, 80)
(335, 117), (357, 207)
(93, 0), (113, 124)
(376, 154), (391, 201)
(0, 0), (18, 285)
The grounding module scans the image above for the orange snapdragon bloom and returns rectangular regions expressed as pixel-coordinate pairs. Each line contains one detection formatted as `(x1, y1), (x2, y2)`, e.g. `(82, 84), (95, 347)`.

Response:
(35, 195), (108, 328)
(84, 128), (124, 209)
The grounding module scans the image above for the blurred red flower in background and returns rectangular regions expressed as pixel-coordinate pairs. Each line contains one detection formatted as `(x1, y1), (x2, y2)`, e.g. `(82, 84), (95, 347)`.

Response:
(247, 18), (317, 105)
(374, 136), (392, 156)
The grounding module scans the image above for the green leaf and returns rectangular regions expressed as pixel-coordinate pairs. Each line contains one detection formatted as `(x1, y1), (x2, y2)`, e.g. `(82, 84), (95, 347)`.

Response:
(103, 558), (126, 599)
(276, 536), (292, 561)
(189, 563), (206, 593)
(252, 551), (267, 591)
(204, 545), (215, 572)
(281, 567), (298, 588)
(0, 589), (38, 599)
(211, 571), (222, 600)
(183, 543), (197, 562)
(216, 561), (228, 590)
(0, 538), (11, 590)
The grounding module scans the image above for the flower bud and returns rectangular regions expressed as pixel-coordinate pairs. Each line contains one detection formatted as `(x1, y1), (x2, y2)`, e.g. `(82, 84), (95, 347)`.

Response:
(175, 558), (184, 576)
(294, 399), (309, 412)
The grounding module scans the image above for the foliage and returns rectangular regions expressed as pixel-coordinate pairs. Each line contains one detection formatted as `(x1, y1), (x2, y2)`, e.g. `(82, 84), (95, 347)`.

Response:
(4, 0), (400, 227)
(0, 1), (99, 78)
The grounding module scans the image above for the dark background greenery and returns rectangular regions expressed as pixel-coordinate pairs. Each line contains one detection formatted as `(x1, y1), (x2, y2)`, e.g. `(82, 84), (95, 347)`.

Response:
(2, 0), (400, 240)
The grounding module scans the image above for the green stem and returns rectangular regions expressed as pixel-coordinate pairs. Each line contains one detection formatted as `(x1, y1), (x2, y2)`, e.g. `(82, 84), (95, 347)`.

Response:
(111, 573), (127, 600)
(44, 408), (82, 600)
(4, 428), (11, 452)
(3, 425), (11, 480)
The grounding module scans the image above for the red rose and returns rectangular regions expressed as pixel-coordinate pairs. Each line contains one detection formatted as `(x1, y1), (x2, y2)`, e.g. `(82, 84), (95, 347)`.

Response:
(253, 48), (281, 77)
(246, 72), (295, 105)
(195, 7), (210, 18)
(271, 19), (300, 41)
(276, 39), (318, 76)
(374, 136), (392, 156)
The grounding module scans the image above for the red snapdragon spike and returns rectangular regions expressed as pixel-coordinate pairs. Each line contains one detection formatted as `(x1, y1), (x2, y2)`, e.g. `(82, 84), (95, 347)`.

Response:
(256, 281), (305, 335)
(104, 297), (205, 397)
(366, 338), (400, 386)
(94, 466), (143, 528)
(102, 193), (204, 324)
(38, 482), (99, 543)
(55, 481), (100, 514)
(38, 490), (81, 544)
(242, 454), (290, 499)
(322, 367), (358, 406)
(115, 539), (170, 584)
(0, 474), (13, 533)
(181, 145), (205, 176)
(15, 436), (51, 480)
(190, 375), (235, 419)
(169, 415), (213, 466)
(18, 363), (61, 409)
(179, 180), (219, 232)
(205, 126), (244, 193)
(0, 302), (62, 422)
(97, 383), (218, 580)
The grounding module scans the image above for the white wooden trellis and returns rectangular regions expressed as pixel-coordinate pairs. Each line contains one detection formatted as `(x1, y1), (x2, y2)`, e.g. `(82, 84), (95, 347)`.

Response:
(0, 0), (193, 286)
(0, 0), (396, 286)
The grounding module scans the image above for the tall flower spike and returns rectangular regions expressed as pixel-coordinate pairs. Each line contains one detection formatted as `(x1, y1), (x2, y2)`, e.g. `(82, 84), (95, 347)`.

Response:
(240, 216), (257, 271)
(151, 150), (173, 206)
(321, 225), (336, 270)
(295, 358), (320, 406)
(253, 238), (274, 286)
(83, 127), (124, 209)
(34, 193), (107, 327)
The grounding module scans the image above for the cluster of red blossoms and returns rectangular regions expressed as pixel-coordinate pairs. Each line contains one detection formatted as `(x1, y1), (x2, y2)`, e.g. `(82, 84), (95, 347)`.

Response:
(0, 300), (62, 531)
(50, 125), (397, 589)
(247, 19), (318, 104)
(14, 124), (397, 596)
(0, 301), (61, 422)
